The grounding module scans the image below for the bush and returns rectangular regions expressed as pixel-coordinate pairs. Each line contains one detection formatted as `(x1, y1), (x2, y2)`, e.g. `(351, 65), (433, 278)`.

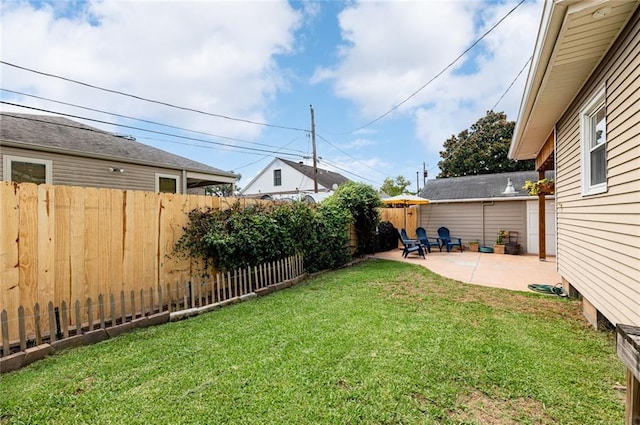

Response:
(173, 200), (351, 274)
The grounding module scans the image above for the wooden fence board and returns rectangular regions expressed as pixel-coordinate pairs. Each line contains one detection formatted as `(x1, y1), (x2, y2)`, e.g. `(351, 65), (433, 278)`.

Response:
(69, 185), (86, 318)
(37, 185), (55, 316)
(84, 187), (100, 305)
(54, 185), (71, 310)
(0, 183), (20, 339)
(18, 183), (38, 337)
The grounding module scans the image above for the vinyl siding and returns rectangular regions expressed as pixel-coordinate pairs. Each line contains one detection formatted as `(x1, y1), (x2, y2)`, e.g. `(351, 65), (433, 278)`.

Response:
(2, 146), (181, 192)
(555, 10), (640, 326)
(418, 200), (529, 252)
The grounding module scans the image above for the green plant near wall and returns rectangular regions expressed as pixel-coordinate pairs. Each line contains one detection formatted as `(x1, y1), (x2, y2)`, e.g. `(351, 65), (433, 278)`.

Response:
(173, 200), (352, 274)
(327, 181), (382, 255)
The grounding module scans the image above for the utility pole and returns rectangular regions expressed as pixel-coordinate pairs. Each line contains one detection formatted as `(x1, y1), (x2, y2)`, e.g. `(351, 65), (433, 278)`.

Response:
(310, 105), (318, 193)
(423, 162), (427, 187)
(416, 171), (419, 194)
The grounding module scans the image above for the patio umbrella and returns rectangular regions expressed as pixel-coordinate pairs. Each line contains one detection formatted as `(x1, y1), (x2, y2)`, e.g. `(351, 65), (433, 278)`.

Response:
(381, 193), (429, 230)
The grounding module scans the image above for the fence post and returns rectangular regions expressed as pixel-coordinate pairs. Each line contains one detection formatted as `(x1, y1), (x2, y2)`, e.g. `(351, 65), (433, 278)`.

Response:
(98, 294), (106, 329)
(34, 303), (42, 345)
(1, 310), (9, 357)
(87, 298), (93, 332)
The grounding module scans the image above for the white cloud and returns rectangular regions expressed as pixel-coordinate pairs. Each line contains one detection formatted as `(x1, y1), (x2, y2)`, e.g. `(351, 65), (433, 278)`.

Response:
(312, 0), (544, 157)
(0, 0), (302, 139)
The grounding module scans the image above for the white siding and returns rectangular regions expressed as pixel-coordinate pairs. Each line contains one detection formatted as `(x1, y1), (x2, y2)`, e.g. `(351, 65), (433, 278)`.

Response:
(555, 11), (640, 326)
(242, 159), (322, 195)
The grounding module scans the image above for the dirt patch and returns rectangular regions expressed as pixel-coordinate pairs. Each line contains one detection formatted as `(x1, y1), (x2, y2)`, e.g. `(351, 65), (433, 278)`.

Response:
(451, 390), (553, 424)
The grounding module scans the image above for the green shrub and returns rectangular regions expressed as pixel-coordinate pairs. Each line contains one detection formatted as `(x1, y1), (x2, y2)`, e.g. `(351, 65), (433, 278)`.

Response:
(173, 200), (351, 273)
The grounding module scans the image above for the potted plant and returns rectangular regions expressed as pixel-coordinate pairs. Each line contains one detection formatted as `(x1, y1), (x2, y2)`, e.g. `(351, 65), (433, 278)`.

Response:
(494, 230), (508, 254)
(523, 179), (555, 196)
(468, 240), (479, 252)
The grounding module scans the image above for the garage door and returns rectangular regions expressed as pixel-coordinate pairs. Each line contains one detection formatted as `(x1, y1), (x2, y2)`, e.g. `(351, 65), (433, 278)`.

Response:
(526, 200), (556, 255)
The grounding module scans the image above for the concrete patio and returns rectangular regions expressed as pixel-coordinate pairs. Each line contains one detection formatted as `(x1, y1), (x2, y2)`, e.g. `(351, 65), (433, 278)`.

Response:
(370, 248), (562, 293)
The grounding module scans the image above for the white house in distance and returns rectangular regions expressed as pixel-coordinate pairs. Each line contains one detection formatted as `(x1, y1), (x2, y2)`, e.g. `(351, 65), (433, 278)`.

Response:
(509, 0), (639, 331)
(241, 157), (349, 201)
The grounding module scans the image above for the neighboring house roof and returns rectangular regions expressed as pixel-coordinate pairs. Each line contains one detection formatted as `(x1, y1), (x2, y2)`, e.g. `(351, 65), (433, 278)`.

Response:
(0, 113), (236, 179)
(277, 158), (349, 190)
(419, 171), (554, 202)
(510, 0), (639, 160)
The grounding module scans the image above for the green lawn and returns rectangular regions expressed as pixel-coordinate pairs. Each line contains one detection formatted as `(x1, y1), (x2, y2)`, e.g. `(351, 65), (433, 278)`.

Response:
(0, 260), (625, 424)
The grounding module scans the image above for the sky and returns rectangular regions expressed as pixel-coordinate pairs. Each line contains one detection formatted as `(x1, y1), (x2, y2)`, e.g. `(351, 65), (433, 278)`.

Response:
(0, 0), (544, 191)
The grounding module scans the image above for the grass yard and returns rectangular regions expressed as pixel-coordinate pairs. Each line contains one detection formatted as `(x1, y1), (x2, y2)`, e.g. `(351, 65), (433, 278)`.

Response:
(0, 260), (625, 424)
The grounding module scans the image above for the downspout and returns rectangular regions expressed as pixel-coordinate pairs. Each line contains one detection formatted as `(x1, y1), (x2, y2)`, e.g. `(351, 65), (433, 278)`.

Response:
(182, 170), (187, 194)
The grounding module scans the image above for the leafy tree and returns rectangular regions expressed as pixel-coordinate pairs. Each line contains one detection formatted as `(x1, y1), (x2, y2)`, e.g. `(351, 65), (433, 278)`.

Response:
(380, 175), (411, 196)
(437, 111), (534, 178)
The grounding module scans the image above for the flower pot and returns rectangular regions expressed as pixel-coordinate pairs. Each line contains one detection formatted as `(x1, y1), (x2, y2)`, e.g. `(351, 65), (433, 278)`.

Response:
(493, 244), (505, 254)
(468, 243), (479, 252)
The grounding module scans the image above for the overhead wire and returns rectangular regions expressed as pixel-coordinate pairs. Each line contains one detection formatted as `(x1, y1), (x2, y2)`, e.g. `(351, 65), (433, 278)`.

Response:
(0, 60), (309, 133)
(425, 53), (533, 176)
(0, 88), (307, 154)
(344, 0), (526, 134)
(319, 157), (383, 186)
(1, 103), (304, 158)
(315, 133), (388, 179)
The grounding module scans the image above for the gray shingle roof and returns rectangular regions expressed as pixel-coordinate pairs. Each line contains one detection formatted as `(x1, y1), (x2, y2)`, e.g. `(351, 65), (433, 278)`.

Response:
(278, 157), (349, 189)
(0, 113), (235, 177)
(419, 170), (554, 200)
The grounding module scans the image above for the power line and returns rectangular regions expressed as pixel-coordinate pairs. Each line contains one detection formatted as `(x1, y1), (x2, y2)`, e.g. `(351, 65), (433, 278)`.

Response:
(345, 0), (526, 134)
(426, 53), (534, 176)
(0, 88), (307, 155)
(0, 103), (304, 158)
(316, 132), (388, 179)
(0, 60), (309, 133)
(319, 157), (383, 186)
(490, 55), (532, 111)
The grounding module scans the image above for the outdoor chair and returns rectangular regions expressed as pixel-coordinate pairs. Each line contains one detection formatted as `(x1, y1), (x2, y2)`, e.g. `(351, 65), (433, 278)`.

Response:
(437, 227), (463, 252)
(397, 230), (425, 258)
(415, 227), (441, 253)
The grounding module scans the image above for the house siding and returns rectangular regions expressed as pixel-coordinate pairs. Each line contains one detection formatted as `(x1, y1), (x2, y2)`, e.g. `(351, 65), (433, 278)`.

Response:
(418, 200), (529, 251)
(2, 146), (182, 192)
(555, 10), (640, 326)
(242, 158), (323, 195)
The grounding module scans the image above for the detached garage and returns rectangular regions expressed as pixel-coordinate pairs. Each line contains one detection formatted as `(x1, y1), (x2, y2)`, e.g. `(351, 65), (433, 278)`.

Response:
(418, 171), (555, 256)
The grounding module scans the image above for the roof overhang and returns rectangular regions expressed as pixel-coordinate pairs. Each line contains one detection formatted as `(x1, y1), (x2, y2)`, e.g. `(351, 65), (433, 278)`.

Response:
(510, 0), (639, 161)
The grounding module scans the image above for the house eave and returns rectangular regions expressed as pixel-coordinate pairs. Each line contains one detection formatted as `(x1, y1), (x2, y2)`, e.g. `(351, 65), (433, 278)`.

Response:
(510, 0), (639, 161)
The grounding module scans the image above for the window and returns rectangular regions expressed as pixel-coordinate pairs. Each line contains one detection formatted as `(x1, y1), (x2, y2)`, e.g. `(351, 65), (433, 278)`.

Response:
(155, 173), (180, 193)
(3, 155), (52, 184)
(273, 169), (282, 186)
(581, 87), (607, 195)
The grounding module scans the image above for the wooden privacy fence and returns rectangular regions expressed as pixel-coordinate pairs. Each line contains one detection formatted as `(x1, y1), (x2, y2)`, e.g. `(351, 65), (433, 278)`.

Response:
(1, 254), (304, 371)
(379, 206), (420, 237)
(0, 181), (272, 349)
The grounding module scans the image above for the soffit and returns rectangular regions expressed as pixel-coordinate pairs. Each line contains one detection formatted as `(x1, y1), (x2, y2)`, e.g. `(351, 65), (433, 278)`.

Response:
(511, 0), (639, 160)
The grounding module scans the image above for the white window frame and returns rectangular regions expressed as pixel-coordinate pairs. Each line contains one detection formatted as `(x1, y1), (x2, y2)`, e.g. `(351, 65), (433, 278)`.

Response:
(580, 86), (607, 196)
(155, 173), (180, 194)
(3, 155), (53, 184)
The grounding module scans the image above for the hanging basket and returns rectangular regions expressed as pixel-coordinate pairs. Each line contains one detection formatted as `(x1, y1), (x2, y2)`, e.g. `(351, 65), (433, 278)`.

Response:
(523, 179), (555, 196)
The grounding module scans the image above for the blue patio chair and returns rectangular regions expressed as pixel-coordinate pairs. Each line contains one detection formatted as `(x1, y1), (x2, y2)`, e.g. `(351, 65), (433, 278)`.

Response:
(437, 227), (463, 252)
(415, 227), (441, 253)
(397, 230), (425, 258)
